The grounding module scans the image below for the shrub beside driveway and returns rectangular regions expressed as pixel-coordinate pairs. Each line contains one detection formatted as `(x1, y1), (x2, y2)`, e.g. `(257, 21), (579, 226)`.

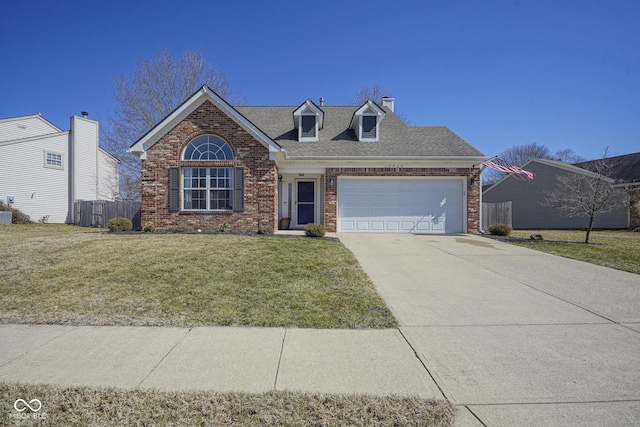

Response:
(0, 225), (397, 329)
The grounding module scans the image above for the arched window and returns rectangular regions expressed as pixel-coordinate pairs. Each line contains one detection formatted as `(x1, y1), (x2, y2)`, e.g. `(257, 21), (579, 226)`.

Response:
(183, 135), (233, 160)
(179, 135), (239, 211)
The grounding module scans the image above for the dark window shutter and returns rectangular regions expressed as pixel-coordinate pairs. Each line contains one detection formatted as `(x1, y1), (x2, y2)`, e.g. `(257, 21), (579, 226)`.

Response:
(233, 167), (244, 212)
(362, 116), (377, 139)
(169, 167), (179, 211)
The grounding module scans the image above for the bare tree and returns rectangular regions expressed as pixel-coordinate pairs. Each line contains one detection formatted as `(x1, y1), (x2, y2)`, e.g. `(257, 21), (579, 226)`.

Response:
(351, 83), (391, 105)
(101, 49), (243, 200)
(543, 148), (628, 243)
(351, 83), (410, 124)
(483, 143), (587, 184)
(555, 148), (587, 163)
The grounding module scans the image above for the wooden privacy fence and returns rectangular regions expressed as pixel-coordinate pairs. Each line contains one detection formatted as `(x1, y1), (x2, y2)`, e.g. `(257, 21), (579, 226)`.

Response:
(482, 201), (512, 229)
(74, 200), (141, 230)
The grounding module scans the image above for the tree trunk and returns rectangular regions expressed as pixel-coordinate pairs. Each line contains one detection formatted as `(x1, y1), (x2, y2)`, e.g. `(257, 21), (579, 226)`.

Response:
(585, 215), (595, 243)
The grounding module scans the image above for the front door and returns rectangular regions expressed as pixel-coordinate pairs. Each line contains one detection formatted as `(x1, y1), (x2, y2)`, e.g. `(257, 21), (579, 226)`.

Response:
(297, 181), (315, 225)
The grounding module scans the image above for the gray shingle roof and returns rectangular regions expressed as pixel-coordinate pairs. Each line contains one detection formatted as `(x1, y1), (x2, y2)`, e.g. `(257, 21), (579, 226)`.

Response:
(236, 106), (484, 158)
(574, 152), (640, 184)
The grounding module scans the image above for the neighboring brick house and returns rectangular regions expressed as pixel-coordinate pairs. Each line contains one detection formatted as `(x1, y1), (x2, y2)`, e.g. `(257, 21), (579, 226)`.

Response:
(129, 86), (485, 233)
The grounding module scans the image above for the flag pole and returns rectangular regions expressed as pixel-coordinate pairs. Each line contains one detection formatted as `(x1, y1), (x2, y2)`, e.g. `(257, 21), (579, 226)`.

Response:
(476, 155), (498, 171)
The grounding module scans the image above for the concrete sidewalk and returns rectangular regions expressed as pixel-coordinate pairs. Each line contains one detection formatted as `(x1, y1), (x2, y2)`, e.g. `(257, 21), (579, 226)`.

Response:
(0, 325), (441, 398)
(3, 233), (640, 426)
(339, 233), (640, 427)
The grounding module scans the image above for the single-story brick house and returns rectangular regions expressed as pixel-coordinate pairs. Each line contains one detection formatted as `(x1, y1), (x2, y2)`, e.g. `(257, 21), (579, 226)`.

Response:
(129, 86), (485, 233)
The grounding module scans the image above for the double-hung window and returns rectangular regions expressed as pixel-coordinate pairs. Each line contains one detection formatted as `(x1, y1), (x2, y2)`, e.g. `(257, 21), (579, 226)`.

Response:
(45, 151), (63, 169)
(183, 167), (233, 210)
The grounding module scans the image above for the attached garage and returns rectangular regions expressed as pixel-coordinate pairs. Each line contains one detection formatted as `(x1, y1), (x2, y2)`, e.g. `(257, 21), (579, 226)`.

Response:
(337, 178), (465, 233)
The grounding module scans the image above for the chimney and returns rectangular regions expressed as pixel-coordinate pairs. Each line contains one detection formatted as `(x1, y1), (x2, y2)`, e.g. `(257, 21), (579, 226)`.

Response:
(319, 97), (324, 107)
(382, 97), (394, 112)
(81, 111), (88, 118)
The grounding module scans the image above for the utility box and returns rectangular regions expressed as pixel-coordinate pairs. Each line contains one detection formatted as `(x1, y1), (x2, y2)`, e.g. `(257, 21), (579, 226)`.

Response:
(0, 211), (12, 224)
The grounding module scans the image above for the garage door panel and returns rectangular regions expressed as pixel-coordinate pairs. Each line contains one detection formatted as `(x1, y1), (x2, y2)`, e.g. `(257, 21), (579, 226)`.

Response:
(370, 181), (388, 191)
(401, 221), (416, 231)
(355, 221), (370, 231)
(401, 181), (419, 190)
(370, 194), (386, 205)
(338, 179), (464, 234)
(386, 221), (400, 231)
(415, 220), (431, 232)
(341, 221), (355, 231)
(371, 221), (385, 231)
(370, 207), (387, 216)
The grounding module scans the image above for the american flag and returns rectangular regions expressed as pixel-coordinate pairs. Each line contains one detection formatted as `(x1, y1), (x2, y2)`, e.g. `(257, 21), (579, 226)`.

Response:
(483, 158), (535, 180)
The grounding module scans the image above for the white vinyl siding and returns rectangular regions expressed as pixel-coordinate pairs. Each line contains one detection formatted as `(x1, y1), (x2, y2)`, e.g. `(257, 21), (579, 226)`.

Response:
(0, 115), (61, 143)
(0, 133), (69, 223)
(72, 116), (99, 201)
(97, 149), (119, 200)
(0, 114), (118, 224)
(338, 178), (465, 233)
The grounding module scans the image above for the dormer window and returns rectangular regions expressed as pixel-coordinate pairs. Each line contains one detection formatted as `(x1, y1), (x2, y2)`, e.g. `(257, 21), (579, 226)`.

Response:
(361, 114), (377, 140)
(300, 112), (317, 139)
(350, 100), (385, 142)
(293, 100), (323, 142)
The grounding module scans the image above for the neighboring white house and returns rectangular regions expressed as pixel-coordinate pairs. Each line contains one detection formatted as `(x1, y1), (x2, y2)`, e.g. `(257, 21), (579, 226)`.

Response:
(0, 113), (119, 223)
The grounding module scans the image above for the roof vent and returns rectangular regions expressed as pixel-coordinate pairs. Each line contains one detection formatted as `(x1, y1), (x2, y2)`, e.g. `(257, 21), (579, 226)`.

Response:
(81, 111), (88, 118)
(319, 97), (324, 106)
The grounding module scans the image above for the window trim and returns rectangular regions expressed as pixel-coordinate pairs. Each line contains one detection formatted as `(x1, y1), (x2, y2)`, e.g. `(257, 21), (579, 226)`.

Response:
(293, 100), (323, 142)
(298, 113), (318, 141)
(349, 100), (385, 142)
(182, 167), (234, 211)
(360, 114), (378, 141)
(182, 135), (233, 161)
(44, 151), (63, 169)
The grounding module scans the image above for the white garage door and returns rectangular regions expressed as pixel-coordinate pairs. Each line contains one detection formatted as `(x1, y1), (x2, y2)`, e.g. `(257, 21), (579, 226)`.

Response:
(338, 179), (464, 233)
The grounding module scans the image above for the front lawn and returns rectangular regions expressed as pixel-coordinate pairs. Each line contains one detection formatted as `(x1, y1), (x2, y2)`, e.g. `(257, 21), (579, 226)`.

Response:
(0, 225), (397, 328)
(509, 229), (640, 275)
(1, 383), (454, 427)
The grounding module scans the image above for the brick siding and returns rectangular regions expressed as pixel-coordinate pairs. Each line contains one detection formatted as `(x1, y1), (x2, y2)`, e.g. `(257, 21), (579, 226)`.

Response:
(140, 100), (278, 233)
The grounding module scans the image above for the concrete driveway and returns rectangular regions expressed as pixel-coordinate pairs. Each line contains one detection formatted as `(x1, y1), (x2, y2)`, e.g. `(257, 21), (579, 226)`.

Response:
(339, 233), (640, 427)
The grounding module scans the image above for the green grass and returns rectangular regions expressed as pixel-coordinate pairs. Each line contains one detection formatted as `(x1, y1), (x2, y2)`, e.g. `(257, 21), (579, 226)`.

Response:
(1, 382), (455, 427)
(0, 224), (397, 328)
(509, 229), (640, 275)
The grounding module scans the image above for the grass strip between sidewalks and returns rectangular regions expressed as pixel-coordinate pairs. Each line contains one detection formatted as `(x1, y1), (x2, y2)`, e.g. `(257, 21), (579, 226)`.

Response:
(1, 382), (455, 427)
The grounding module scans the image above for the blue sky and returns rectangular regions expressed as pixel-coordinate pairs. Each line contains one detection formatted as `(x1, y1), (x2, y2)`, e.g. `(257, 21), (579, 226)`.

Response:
(1, 0), (638, 160)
